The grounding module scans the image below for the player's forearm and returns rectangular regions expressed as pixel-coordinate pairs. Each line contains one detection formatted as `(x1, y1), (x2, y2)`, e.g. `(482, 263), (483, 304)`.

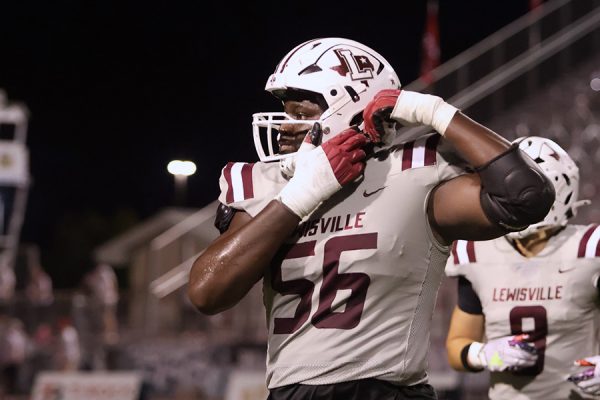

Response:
(188, 200), (299, 315)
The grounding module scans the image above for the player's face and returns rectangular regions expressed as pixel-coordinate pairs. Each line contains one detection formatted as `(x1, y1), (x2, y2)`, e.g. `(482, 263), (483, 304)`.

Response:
(279, 99), (323, 154)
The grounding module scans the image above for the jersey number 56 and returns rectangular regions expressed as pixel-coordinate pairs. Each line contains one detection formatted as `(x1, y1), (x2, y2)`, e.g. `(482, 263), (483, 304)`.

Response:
(270, 233), (377, 334)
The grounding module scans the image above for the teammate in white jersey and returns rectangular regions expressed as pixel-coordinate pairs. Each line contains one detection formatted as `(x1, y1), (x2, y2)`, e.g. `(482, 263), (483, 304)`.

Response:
(446, 136), (600, 399)
(188, 38), (555, 400)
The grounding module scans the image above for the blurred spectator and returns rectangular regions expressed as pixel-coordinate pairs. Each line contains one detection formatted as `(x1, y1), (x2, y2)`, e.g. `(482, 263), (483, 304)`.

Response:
(83, 263), (119, 345)
(25, 263), (53, 305)
(53, 317), (81, 371)
(73, 263), (119, 370)
(0, 262), (15, 304)
(0, 314), (30, 395)
(24, 245), (54, 333)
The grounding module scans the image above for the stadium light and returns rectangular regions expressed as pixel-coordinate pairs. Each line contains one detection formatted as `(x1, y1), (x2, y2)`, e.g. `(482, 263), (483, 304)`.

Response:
(167, 160), (196, 206)
(167, 160), (196, 176)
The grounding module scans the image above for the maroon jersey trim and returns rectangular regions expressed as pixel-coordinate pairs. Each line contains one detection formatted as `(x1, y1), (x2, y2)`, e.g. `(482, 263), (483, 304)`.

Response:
(241, 163), (255, 200)
(424, 134), (440, 165)
(223, 162), (255, 204)
(401, 134), (439, 171)
(224, 162), (234, 203)
(578, 224), (600, 258)
(452, 240), (477, 265)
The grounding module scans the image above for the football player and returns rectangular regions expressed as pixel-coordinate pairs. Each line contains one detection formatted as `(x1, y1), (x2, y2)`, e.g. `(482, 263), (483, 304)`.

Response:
(445, 136), (600, 399)
(188, 38), (555, 400)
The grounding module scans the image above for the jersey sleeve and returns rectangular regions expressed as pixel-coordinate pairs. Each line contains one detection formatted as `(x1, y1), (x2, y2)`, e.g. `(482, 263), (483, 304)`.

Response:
(445, 240), (478, 277)
(457, 276), (483, 315)
(573, 224), (600, 296)
(218, 162), (257, 209)
(217, 161), (285, 218)
(445, 240), (483, 314)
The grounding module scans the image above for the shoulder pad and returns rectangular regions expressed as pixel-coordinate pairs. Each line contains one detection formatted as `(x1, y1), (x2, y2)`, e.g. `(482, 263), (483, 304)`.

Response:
(387, 133), (441, 171)
(577, 224), (600, 259)
(451, 240), (478, 265)
(219, 162), (256, 205)
(445, 240), (477, 277)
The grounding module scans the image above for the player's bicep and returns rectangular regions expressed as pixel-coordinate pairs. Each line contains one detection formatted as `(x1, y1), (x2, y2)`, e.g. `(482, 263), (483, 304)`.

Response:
(430, 173), (506, 243)
(447, 306), (485, 343)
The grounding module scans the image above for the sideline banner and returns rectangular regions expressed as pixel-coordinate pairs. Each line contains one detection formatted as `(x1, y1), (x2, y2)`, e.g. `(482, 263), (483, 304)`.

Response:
(31, 371), (142, 400)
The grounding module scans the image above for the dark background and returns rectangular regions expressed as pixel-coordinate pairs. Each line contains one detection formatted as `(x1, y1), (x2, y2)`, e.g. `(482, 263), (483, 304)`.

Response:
(0, 1), (533, 287)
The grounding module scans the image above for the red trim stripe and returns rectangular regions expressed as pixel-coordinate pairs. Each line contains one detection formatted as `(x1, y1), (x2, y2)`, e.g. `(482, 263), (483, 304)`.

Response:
(241, 163), (255, 200)
(402, 141), (414, 171)
(223, 162), (234, 204)
(424, 134), (440, 166)
(578, 224), (599, 258)
(451, 242), (459, 265)
(466, 241), (476, 263)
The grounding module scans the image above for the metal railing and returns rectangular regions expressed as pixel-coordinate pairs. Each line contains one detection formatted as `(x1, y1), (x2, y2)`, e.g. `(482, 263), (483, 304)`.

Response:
(398, 0), (600, 143)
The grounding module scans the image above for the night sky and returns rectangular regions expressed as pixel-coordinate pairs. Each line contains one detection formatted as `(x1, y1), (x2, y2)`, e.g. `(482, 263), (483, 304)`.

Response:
(0, 1), (532, 286)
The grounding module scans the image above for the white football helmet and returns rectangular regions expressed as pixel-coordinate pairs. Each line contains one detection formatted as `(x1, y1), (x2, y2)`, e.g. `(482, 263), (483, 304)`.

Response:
(507, 136), (590, 239)
(252, 37), (400, 163)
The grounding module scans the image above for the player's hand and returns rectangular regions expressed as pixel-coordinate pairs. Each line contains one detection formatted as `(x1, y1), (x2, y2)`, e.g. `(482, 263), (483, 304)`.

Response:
(363, 89), (401, 144)
(280, 122), (323, 178)
(321, 127), (368, 185)
(477, 334), (538, 372)
(568, 356), (600, 395)
(277, 126), (367, 219)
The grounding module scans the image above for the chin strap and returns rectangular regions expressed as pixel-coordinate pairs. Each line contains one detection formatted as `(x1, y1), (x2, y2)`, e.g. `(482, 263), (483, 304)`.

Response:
(511, 226), (564, 257)
(573, 199), (592, 212)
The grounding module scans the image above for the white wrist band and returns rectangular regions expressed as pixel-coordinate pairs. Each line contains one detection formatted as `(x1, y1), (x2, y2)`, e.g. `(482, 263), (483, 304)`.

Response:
(276, 146), (341, 219)
(467, 341), (485, 369)
(391, 91), (459, 135)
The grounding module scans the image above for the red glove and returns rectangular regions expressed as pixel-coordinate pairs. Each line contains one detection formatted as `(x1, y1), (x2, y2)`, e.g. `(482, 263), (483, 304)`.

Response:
(363, 89), (401, 143)
(322, 128), (367, 185)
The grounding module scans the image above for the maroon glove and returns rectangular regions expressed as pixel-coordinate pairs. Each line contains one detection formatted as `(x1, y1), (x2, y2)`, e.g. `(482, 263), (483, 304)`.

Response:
(322, 128), (367, 185)
(363, 89), (401, 143)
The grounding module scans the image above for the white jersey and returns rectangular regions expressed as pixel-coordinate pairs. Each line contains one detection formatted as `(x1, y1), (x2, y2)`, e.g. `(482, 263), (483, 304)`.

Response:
(219, 134), (467, 389)
(446, 225), (600, 400)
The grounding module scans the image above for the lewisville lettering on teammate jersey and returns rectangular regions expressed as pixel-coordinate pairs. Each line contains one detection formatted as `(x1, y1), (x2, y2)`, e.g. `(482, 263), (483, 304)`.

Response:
(218, 133), (467, 389)
(446, 225), (600, 400)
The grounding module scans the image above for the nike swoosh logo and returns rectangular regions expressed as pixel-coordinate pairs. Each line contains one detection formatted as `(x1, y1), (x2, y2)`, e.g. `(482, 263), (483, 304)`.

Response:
(558, 266), (576, 273)
(363, 186), (386, 197)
